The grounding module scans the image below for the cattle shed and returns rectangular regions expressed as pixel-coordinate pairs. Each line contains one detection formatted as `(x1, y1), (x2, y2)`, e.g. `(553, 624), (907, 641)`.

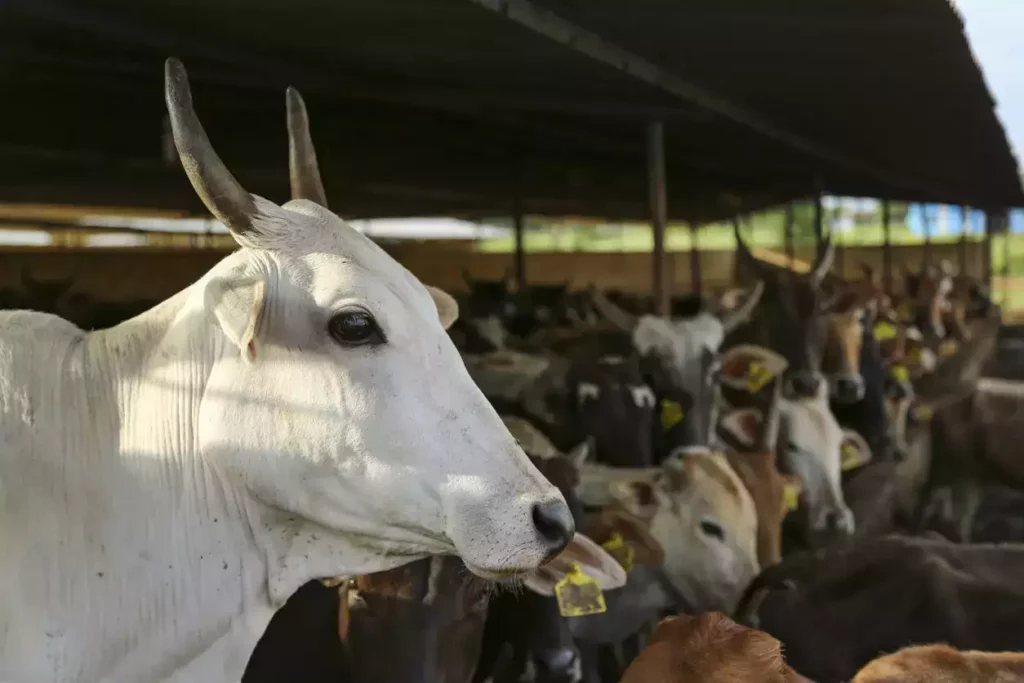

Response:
(0, 0), (1021, 313)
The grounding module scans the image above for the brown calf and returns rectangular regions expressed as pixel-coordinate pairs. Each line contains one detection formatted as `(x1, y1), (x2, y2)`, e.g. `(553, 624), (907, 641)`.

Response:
(853, 643), (1024, 683)
(620, 612), (813, 683)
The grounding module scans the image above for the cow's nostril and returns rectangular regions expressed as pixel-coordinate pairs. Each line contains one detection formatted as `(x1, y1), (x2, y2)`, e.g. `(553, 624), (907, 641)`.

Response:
(532, 500), (575, 555)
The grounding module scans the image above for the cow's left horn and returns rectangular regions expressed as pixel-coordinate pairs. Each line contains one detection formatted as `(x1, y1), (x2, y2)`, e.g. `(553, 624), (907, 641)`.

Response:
(164, 58), (257, 236)
(809, 237), (835, 285)
(286, 87), (328, 208)
(589, 287), (638, 332)
(720, 280), (764, 335)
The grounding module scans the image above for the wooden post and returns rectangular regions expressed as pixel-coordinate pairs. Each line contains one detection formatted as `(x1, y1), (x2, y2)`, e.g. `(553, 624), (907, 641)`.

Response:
(513, 199), (526, 289)
(959, 206), (969, 277)
(882, 200), (892, 293)
(689, 221), (702, 296)
(648, 121), (669, 315)
(983, 208), (996, 293)
(922, 204), (933, 268)
(814, 192), (824, 261)
(784, 202), (795, 268)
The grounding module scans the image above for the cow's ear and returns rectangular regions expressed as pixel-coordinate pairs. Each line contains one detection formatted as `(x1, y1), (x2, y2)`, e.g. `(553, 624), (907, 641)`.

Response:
(718, 344), (789, 394)
(719, 408), (762, 449)
(566, 438), (592, 471)
(596, 509), (665, 567)
(840, 429), (872, 471)
(522, 533), (627, 596)
(608, 478), (660, 522)
(426, 285), (459, 330)
(204, 273), (266, 363)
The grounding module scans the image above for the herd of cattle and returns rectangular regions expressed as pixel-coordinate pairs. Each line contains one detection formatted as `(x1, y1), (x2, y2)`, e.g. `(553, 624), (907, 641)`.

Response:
(3, 57), (1024, 683)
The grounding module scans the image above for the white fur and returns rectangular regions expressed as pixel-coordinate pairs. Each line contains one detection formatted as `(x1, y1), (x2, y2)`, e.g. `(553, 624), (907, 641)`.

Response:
(0, 199), (564, 682)
(780, 382), (856, 535)
(632, 312), (725, 397)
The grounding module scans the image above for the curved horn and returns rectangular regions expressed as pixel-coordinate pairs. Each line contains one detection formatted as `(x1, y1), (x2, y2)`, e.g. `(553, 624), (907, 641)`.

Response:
(733, 220), (769, 277)
(809, 237), (835, 284)
(164, 58), (257, 237)
(720, 280), (764, 335)
(286, 87), (328, 207)
(589, 286), (638, 332)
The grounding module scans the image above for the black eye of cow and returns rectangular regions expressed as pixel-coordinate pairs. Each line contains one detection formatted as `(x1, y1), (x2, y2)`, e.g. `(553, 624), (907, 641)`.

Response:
(700, 519), (726, 541)
(328, 310), (385, 347)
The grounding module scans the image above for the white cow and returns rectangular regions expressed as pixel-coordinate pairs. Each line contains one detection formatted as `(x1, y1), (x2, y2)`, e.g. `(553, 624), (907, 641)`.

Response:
(0, 59), (584, 683)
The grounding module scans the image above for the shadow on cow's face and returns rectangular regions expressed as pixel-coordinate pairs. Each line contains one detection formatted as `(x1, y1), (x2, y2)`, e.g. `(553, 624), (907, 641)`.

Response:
(823, 307), (866, 404)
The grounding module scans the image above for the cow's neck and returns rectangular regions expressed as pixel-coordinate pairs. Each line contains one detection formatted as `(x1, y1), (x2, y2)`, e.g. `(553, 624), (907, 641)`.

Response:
(79, 287), (416, 682)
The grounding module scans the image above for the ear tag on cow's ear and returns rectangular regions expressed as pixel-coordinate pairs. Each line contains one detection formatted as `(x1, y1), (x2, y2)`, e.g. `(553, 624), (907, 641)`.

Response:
(601, 533), (634, 573)
(939, 340), (959, 357)
(783, 484), (800, 512)
(660, 399), (684, 432)
(912, 404), (934, 422)
(841, 443), (862, 471)
(890, 365), (910, 385)
(746, 363), (773, 393)
(873, 321), (898, 342)
(908, 347), (923, 364)
(554, 563), (607, 618)
(897, 303), (914, 322)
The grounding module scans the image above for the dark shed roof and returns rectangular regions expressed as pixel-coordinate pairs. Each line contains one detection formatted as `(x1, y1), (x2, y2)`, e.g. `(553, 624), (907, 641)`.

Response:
(0, 0), (1019, 221)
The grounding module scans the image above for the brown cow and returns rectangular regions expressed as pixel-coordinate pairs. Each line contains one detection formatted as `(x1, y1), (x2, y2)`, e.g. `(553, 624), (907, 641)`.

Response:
(853, 643), (1024, 683)
(718, 378), (801, 567)
(620, 612), (813, 683)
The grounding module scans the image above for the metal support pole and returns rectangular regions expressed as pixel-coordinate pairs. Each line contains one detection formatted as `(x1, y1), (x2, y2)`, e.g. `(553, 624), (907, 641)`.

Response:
(814, 192), (824, 262)
(958, 206), (969, 277)
(983, 209), (995, 292)
(784, 202), (794, 268)
(648, 121), (669, 316)
(689, 221), (702, 296)
(882, 200), (892, 293)
(922, 204), (933, 268)
(513, 195), (526, 289)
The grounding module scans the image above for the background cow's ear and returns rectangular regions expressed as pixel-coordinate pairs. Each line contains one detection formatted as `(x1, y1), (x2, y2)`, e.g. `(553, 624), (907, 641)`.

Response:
(840, 429), (873, 471)
(719, 408), (761, 449)
(522, 533), (627, 596)
(566, 438), (592, 471)
(204, 273), (266, 363)
(426, 285), (459, 330)
(609, 478), (660, 522)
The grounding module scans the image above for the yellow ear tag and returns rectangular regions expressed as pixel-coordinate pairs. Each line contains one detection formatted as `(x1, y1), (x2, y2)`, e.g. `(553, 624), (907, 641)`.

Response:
(908, 347), (923, 364)
(873, 321), (898, 342)
(939, 340), (959, 357)
(783, 484), (800, 512)
(841, 443), (862, 471)
(600, 533), (635, 573)
(554, 563), (607, 618)
(660, 399), (684, 432)
(745, 362), (774, 393)
(890, 365), (910, 385)
(897, 303), (914, 322)
(913, 405), (934, 422)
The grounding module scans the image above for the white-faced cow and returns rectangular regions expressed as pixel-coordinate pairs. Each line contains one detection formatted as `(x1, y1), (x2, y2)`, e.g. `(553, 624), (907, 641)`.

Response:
(0, 59), (578, 682)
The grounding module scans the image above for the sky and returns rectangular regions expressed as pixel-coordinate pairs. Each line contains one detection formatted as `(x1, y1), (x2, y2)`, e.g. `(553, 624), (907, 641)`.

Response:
(955, 0), (1024, 160)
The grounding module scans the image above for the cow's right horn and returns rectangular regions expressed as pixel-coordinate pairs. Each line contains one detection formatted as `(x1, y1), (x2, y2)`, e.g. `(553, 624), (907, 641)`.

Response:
(164, 57), (258, 238)
(589, 287), (638, 332)
(286, 87), (328, 208)
(720, 280), (764, 335)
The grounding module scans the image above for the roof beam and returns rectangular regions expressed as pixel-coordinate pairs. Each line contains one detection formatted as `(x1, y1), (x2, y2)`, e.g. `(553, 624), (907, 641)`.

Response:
(466, 0), (963, 202)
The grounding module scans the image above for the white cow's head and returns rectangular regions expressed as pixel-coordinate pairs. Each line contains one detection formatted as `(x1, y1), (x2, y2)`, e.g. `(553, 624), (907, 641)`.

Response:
(589, 284), (764, 396)
(164, 59), (573, 592)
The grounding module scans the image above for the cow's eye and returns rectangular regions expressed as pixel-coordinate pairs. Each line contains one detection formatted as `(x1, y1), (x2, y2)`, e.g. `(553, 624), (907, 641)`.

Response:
(329, 310), (385, 347)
